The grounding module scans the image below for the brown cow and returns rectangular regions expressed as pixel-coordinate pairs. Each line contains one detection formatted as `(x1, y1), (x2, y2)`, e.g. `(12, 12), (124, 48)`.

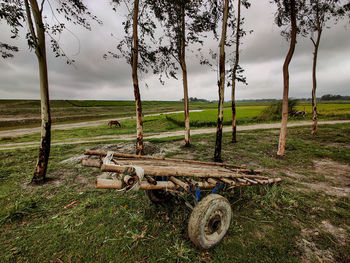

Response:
(108, 120), (121, 127)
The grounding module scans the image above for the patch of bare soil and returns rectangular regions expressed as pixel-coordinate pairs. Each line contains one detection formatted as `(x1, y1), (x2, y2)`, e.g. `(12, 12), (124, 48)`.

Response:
(297, 221), (349, 263)
(288, 159), (350, 197)
(90, 141), (166, 156)
(304, 159), (350, 197)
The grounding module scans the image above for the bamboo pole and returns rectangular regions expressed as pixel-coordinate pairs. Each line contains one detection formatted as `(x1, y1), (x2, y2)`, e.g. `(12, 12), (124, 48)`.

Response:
(101, 164), (269, 180)
(82, 158), (101, 168)
(207, 178), (218, 185)
(95, 177), (281, 190)
(220, 178), (236, 186)
(113, 159), (261, 174)
(96, 178), (122, 189)
(96, 178), (176, 190)
(169, 176), (189, 190)
(84, 150), (253, 170)
(244, 178), (258, 185)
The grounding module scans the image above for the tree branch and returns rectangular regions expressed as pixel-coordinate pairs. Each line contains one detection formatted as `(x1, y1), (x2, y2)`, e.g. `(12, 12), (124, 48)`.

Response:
(24, 0), (39, 47)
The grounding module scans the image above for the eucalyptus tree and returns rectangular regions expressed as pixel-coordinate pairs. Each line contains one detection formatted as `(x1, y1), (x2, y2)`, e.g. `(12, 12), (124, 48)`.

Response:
(150, 0), (215, 147)
(305, 0), (346, 135)
(230, 0), (250, 143)
(214, 0), (230, 162)
(108, 0), (159, 155)
(0, 0), (98, 183)
(273, 0), (305, 157)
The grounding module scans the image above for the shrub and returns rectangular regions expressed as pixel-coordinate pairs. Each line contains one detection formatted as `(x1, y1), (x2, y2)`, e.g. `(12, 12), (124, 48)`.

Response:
(256, 99), (298, 121)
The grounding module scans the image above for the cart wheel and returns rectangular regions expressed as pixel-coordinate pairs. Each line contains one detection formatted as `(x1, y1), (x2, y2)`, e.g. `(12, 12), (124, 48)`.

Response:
(188, 194), (232, 249)
(145, 189), (172, 204)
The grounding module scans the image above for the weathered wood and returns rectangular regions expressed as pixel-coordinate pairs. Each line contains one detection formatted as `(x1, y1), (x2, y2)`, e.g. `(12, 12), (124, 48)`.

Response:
(96, 178), (122, 189)
(96, 178), (176, 190)
(113, 159), (261, 174)
(207, 178), (218, 185)
(169, 176), (189, 190)
(84, 150), (257, 171)
(145, 175), (157, 185)
(124, 175), (136, 186)
(220, 178), (236, 186)
(101, 164), (269, 180)
(95, 177), (281, 191)
(244, 178), (258, 185)
(82, 158), (101, 168)
(190, 180), (216, 189)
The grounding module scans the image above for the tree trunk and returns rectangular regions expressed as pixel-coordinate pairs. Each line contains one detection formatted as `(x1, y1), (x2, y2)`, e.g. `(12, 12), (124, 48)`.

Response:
(214, 0), (229, 162)
(311, 4), (321, 135)
(231, 0), (241, 143)
(132, 0), (144, 155)
(277, 0), (297, 157)
(26, 0), (51, 183)
(180, 4), (190, 147)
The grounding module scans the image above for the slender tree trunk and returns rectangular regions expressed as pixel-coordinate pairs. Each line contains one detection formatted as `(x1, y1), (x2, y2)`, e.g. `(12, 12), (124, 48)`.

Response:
(132, 0), (144, 155)
(311, 5), (321, 135)
(180, 5), (190, 147)
(214, 0), (229, 162)
(277, 0), (297, 157)
(231, 0), (241, 143)
(25, 0), (51, 183)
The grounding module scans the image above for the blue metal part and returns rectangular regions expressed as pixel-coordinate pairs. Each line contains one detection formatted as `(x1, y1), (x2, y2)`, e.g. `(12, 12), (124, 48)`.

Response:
(212, 184), (220, 194)
(195, 185), (201, 203)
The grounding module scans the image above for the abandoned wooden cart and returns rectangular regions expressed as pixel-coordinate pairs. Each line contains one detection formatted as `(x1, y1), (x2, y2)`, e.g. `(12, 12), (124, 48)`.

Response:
(82, 150), (282, 249)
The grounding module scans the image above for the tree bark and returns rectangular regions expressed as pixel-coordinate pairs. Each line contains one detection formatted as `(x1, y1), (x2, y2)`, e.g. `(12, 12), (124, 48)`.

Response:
(311, 3), (321, 135)
(25, 0), (51, 183)
(214, 0), (229, 162)
(231, 0), (241, 143)
(132, 0), (144, 155)
(180, 4), (190, 147)
(277, 0), (297, 157)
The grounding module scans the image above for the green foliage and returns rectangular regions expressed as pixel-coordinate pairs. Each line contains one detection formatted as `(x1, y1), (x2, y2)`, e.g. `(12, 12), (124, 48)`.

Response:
(256, 99), (298, 121)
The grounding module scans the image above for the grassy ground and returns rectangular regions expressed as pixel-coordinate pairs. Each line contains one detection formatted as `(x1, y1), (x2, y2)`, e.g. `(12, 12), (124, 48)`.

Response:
(1, 124), (349, 262)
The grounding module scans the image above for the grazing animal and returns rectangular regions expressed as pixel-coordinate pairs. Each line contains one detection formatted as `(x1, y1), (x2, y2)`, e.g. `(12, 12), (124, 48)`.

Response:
(108, 120), (121, 127)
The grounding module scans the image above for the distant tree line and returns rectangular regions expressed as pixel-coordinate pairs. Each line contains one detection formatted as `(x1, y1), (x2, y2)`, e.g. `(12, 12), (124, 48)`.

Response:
(320, 94), (350, 101)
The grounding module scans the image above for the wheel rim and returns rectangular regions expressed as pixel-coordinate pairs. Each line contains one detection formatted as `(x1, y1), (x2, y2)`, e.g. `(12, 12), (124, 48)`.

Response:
(205, 212), (223, 235)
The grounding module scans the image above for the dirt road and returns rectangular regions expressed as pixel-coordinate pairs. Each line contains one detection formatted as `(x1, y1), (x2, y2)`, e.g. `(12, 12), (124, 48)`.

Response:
(0, 110), (203, 138)
(1, 120), (349, 151)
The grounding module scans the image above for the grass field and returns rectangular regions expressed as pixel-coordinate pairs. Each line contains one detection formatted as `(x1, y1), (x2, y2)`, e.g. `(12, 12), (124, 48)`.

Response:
(1, 123), (349, 262)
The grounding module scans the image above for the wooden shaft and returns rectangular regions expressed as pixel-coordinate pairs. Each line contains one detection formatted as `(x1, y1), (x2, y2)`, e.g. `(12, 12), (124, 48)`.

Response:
(190, 180), (216, 189)
(95, 177), (281, 191)
(207, 178), (218, 185)
(101, 164), (268, 180)
(220, 178), (236, 186)
(169, 176), (189, 190)
(145, 175), (157, 185)
(84, 150), (248, 170)
(82, 158), (101, 168)
(244, 178), (258, 185)
(124, 175), (136, 186)
(96, 178), (122, 189)
(96, 178), (176, 190)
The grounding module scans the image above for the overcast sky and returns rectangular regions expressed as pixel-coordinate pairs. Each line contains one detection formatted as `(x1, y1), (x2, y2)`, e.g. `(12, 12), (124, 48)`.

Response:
(0, 0), (349, 101)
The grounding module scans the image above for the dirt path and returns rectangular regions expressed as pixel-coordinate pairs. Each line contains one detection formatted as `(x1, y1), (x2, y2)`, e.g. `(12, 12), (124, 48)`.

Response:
(0, 110), (203, 138)
(1, 120), (349, 151)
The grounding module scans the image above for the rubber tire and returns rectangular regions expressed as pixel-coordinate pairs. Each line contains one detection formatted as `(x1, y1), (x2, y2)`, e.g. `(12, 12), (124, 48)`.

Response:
(188, 194), (232, 249)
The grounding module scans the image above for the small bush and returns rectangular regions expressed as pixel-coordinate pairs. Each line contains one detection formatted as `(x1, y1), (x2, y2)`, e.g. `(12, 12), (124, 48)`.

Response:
(256, 99), (298, 121)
